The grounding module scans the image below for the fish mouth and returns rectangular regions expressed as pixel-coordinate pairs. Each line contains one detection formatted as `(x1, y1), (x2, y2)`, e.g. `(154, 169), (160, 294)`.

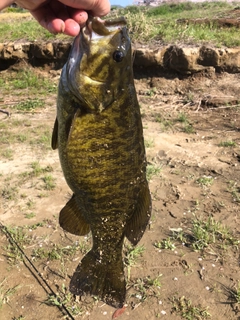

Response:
(83, 16), (127, 41)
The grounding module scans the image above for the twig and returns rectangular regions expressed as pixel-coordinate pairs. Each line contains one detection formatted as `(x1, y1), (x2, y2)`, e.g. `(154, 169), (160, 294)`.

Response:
(0, 109), (10, 117)
(0, 222), (75, 320)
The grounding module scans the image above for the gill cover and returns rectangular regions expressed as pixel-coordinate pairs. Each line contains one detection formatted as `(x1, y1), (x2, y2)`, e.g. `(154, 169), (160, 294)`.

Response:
(64, 17), (132, 112)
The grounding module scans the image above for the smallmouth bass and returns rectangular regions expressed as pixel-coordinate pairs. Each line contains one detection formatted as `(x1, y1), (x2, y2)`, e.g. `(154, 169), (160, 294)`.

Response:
(52, 16), (151, 308)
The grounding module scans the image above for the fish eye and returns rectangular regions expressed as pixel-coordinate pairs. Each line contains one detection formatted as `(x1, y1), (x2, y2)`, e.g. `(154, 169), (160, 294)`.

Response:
(113, 50), (124, 62)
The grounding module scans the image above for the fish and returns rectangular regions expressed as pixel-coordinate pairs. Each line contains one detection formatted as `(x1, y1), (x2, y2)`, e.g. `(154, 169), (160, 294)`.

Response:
(51, 16), (151, 309)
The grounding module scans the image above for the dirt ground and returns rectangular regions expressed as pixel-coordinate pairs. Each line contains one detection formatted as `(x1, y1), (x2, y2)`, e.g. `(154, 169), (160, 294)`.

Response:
(0, 64), (239, 320)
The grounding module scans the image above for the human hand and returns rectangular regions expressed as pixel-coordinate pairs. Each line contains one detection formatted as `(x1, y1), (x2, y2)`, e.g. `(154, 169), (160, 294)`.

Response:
(1, 0), (110, 36)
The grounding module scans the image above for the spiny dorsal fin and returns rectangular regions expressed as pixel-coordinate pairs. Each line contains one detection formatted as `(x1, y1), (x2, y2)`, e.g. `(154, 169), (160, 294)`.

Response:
(125, 183), (151, 246)
(59, 194), (90, 236)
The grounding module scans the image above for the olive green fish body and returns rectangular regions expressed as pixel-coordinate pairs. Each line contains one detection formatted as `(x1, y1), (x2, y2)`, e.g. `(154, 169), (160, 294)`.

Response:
(52, 17), (151, 308)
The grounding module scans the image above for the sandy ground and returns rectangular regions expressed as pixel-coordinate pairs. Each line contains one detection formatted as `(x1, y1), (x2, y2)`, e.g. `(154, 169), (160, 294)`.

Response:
(0, 65), (239, 320)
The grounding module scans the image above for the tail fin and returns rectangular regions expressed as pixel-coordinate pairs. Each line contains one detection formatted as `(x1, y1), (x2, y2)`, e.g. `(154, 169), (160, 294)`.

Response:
(69, 250), (126, 308)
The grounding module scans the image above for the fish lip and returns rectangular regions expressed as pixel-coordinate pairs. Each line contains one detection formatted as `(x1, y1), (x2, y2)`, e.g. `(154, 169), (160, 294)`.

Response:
(83, 16), (127, 41)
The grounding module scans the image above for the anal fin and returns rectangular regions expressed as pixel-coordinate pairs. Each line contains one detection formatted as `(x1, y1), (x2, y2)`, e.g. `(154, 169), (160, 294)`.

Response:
(125, 182), (151, 245)
(59, 194), (90, 236)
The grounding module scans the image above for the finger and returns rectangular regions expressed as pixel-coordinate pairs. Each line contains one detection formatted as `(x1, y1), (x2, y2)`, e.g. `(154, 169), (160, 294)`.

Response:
(59, 0), (110, 17)
(68, 8), (88, 26)
(48, 2), (82, 36)
(64, 19), (81, 36)
(49, 0), (69, 21)
(30, 6), (65, 34)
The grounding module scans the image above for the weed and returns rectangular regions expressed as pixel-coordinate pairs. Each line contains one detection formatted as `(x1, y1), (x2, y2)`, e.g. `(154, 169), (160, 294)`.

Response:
(232, 282), (240, 304)
(146, 164), (162, 180)
(76, 240), (91, 255)
(177, 112), (189, 123)
(1, 184), (18, 201)
(0, 131), (15, 144)
(168, 216), (239, 254)
(124, 244), (145, 280)
(196, 176), (214, 187)
(3, 226), (32, 264)
(45, 283), (83, 316)
(16, 134), (27, 143)
(0, 278), (20, 309)
(24, 212), (36, 219)
(154, 237), (176, 251)
(146, 87), (157, 97)
(171, 296), (211, 319)
(28, 222), (45, 230)
(41, 175), (56, 190)
(155, 115), (173, 131)
(219, 140), (236, 147)
(31, 161), (53, 176)
(26, 199), (35, 209)
(183, 124), (195, 134)
(32, 245), (65, 261)
(15, 99), (44, 111)
(228, 181), (240, 203)
(32, 241), (89, 262)
(33, 129), (52, 149)
(176, 112), (195, 133)
(190, 216), (239, 251)
(1, 149), (14, 160)
(144, 139), (155, 148)
(131, 275), (162, 302)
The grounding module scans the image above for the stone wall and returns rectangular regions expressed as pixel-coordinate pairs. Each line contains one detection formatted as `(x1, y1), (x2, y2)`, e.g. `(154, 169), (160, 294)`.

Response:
(0, 41), (240, 74)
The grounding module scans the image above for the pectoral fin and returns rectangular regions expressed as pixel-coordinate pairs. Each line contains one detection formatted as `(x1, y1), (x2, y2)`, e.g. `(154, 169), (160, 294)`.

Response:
(125, 183), (151, 246)
(51, 118), (58, 150)
(59, 194), (90, 236)
(66, 109), (81, 146)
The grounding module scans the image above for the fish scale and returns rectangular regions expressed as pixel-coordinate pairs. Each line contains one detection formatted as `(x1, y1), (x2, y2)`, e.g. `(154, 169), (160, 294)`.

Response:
(52, 16), (151, 309)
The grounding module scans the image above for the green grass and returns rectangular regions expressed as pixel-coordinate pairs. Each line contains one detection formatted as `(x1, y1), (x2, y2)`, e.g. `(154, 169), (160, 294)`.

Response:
(146, 164), (162, 180)
(110, 2), (240, 46)
(124, 244), (145, 280)
(0, 278), (20, 309)
(1, 149), (14, 160)
(45, 283), (83, 317)
(1, 2), (239, 46)
(175, 216), (239, 252)
(155, 115), (173, 131)
(176, 112), (195, 133)
(233, 282), (240, 304)
(218, 140), (236, 147)
(3, 226), (32, 265)
(1, 184), (18, 201)
(130, 275), (162, 303)
(15, 99), (45, 111)
(156, 215), (239, 255)
(171, 296), (211, 319)
(227, 181), (240, 203)
(31, 240), (90, 262)
(0, 69), (57, 96)
(0, 16), (70, 42)
(154, 237), (176, 251)
(196, 176), (214, 187)
(41, 174), (56, 190)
